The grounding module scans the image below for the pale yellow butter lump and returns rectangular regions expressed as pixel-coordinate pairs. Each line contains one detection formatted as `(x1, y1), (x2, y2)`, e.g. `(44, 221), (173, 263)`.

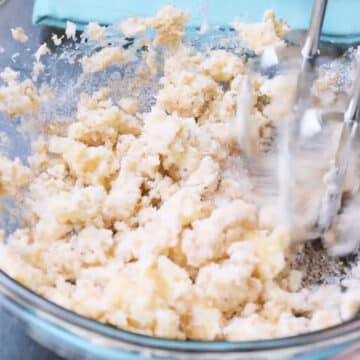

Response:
(118, 97), (139, 115)
(201, 50), (245, 82)
(48, 136), (118, 186)
(68, 88), (141, 146)
(32, 61), (45, 81)
(149, 5), (190, 47)
(51, 34), (63, 46)
(0, 6), (359, 343)
(0, 67), (19, 83)
(233, 10), (289, 54)
(34, 43), (50, 62)
(11, 27), (28, 43)
(157, 48), (223, 118)
(0, 79), (40, 118)
(259, 74), (297, 122)
(119, 17), (147, 38)
(31, 43), (49, 81)
(86, 22), (106, 41)
(119, 5), (189, 47)
(80, 47), (128, 74)
(0, 156), (31, 196)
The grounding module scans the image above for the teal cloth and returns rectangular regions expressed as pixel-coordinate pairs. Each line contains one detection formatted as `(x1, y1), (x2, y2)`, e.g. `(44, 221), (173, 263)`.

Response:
(32, 0), (360, 38)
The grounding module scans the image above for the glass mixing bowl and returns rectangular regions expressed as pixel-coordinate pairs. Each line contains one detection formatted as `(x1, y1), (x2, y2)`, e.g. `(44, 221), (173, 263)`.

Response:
(1, 270), (360, 360)
(1, 1), (360, 359)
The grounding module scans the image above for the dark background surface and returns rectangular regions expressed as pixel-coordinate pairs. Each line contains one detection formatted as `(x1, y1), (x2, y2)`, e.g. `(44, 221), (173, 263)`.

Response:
(0, 0), (63, 358)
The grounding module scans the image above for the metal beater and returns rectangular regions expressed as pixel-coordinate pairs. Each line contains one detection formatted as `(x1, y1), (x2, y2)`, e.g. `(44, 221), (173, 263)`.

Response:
(282, 0), (360, 246)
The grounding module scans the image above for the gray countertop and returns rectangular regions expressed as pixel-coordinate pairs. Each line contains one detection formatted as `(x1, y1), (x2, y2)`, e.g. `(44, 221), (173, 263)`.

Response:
(0, 0), (62, 358)
(0, 307), (63, 359)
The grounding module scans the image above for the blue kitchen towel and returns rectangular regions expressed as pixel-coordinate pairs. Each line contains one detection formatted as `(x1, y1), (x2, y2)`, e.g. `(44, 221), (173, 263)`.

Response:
(32, 0), (360, 38)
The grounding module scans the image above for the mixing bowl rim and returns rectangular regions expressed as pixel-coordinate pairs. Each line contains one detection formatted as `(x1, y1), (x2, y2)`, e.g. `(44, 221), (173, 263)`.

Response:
(0, 269), (359, 353)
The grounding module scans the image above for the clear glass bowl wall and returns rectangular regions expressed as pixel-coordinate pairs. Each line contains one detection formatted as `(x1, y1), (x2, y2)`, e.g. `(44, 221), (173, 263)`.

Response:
(1, 0), (360, 359)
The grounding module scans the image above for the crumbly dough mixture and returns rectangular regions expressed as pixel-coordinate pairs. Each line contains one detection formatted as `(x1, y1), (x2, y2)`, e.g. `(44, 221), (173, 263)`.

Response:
(0, 6), (359, 341)
(80, 47), (129, 74)
(233, 10), (289, 54)
(0, 69), (40, 118)
(11, 27), (28, 43)
(86, 22), (106, 42)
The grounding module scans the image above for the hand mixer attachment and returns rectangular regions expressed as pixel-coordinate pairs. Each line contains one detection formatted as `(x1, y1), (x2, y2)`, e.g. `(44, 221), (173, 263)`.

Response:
(291, 0), (328, 140)
(279, 0), (328, 238)
(317, 67), (360, 235)
(282, 0), (360, 251)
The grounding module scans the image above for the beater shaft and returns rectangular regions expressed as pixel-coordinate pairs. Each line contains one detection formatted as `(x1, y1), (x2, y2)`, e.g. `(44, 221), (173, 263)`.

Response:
(318, 65), (360, 232)
(280, 0), (328, 232)
(292, 0), (328, 139)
